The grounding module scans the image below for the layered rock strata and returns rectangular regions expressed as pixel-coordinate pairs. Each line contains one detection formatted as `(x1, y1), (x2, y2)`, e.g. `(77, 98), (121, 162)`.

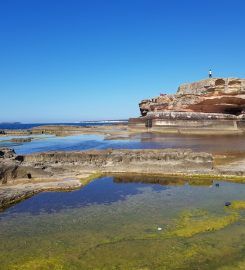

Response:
(0, 148), (213, 184)
(2, 147), (245, 208)
(130, 78), (245, 134)
(139, 78), (245, 116)
(0, 147), (214, 208)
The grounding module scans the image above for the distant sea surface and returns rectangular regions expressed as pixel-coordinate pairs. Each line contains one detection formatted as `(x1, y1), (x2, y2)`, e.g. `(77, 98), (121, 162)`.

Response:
(0, 120), (128, 130)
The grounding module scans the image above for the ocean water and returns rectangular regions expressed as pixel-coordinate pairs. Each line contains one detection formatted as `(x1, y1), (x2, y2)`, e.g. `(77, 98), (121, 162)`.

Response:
(0, 176), (245, 269)
(0, 121), (128, 130)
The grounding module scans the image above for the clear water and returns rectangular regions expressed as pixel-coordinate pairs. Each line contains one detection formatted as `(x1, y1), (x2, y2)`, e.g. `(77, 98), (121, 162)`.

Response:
(1, 133), (245, 155)
(0, 134), (104, 154)
(0, 176), (245, 269)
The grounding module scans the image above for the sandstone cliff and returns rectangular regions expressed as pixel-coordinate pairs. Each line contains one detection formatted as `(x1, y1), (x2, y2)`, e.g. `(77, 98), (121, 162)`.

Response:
(139, 78), (245, 117)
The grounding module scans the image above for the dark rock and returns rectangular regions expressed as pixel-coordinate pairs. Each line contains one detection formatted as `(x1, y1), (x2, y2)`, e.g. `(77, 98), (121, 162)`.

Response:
(0, 148), (16, 159)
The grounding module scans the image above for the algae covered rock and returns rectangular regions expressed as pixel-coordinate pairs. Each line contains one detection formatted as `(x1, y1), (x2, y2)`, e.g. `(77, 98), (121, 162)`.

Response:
(230, 200), (245, 210)
(166, 209), (240, 238)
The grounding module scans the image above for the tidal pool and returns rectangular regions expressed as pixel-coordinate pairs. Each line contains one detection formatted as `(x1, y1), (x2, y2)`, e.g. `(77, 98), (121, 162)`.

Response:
(2, 133), (245, 155)
(0, 176), (245, 269)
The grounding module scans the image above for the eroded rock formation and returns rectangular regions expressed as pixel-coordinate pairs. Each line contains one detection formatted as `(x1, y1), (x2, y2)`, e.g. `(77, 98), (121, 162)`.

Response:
(0, 148), (50, 184)
(0, 147), (214, 208)
(0, 148), (213, 185)
(139, 78), (245, 117)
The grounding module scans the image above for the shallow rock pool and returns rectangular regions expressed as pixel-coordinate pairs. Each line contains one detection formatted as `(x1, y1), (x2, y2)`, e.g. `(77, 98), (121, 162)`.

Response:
(0, 176), (245, 269)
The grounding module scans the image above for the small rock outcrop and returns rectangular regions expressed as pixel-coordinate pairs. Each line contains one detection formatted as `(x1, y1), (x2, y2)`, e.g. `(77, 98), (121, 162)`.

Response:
(0, 148), (50, 184)
(10, 138), (33, 143)
(0, 148), (16, 159)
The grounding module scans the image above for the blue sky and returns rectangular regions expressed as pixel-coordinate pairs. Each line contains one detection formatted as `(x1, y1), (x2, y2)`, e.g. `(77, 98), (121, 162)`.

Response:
(1, 0), (245, 122)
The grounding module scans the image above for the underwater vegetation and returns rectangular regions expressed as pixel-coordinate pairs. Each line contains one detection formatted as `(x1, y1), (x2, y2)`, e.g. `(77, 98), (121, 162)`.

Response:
(164, 209), (240, 238)
(112, 172), (245, 185)
(230, 200), (245, 210)
(218, 259), (245, 270)
(10, 257), (64, 270)
(80, 172), (105, 185)
(1, 178), (245, 270)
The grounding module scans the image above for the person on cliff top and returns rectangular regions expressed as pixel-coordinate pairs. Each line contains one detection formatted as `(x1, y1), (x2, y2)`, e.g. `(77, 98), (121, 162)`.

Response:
(209, 69), (212, 78)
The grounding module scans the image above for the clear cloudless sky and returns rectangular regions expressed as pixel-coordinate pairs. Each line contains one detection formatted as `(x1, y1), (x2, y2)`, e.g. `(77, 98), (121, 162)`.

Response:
(1, 0), (245, 122)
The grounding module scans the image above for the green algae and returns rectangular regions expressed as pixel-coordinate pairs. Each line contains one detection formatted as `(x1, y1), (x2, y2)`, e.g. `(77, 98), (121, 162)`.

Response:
(188, 178), (213, 186)
(0, 177), (245, 270)
(80, 172), (104, 185)
(10, 257), (65, 270)
(72, 208), (241, 251)
(218, 258), (245, 270)
(110, 172), (245, 184)
(165, 209), (240, 238)
(230, 200), (245, 210)
(113, 174), (186, 186)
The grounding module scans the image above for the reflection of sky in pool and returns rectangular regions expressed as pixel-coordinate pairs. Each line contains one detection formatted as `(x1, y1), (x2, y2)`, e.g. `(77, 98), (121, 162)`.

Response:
(0, 176), (245, 269)
(2, 133), (245, 155)
(0, 177), (167, 216)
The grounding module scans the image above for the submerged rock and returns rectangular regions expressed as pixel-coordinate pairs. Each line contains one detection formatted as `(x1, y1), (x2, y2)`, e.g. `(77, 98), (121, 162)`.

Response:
(10, 137), (33, 143)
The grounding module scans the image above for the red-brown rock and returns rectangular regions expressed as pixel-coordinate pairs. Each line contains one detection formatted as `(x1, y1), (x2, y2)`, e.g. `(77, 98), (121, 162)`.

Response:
(139, 78), (245, 117)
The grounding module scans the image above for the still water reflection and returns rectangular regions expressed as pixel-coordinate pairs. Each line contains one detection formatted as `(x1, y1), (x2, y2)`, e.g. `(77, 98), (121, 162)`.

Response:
(1, 133), (245, 155)
(0, 176), (245, 269)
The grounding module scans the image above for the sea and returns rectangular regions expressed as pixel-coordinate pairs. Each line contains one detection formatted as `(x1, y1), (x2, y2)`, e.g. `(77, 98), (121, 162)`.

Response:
(0, 120), (128, 130)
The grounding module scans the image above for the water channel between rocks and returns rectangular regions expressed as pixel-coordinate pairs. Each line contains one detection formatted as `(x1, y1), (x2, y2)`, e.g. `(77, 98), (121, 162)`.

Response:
(2, 133), (245, 155)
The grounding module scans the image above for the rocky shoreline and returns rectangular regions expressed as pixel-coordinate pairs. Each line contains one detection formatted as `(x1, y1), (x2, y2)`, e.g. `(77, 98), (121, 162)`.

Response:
(0, 123), (129, 137)
(1, 147), (245, 209)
